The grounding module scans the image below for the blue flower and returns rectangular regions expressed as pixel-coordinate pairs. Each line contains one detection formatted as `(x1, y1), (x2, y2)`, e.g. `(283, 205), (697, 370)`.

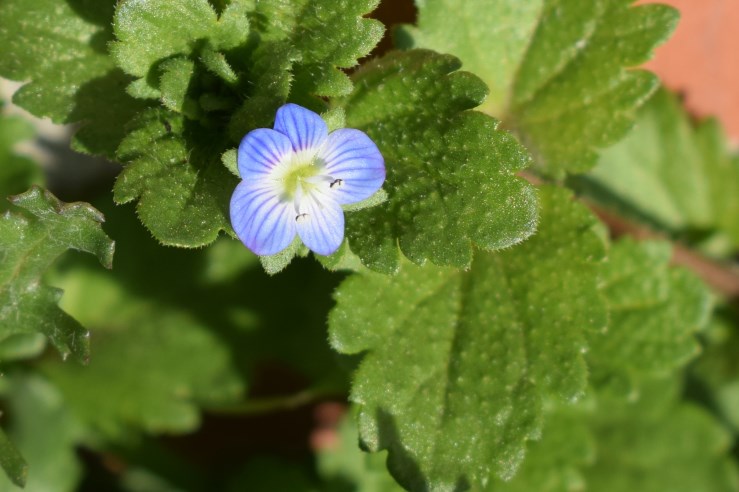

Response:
(230, 104), (385, 256)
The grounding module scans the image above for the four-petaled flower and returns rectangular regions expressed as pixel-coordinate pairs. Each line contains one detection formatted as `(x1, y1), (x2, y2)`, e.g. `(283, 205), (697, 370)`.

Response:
(230, 104), (385, 256)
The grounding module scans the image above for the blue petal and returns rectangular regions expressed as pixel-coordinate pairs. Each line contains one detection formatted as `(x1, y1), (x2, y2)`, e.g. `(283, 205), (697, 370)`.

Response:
(295, 195), (344, 256)
(238, 128), (293, 180)
(317, 129), (385, 205)
(273, 103), (328, 152)
(230, 181), (296, 255)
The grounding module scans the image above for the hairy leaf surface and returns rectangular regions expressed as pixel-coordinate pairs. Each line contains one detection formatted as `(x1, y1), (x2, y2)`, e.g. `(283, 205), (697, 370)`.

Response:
(341, 50), (538, 273)
(113, 108), (236, 246)
(0, 188), (114, 363)
(330, 186), (606, 489)
(0, 0), (148, 157)
(401, 0), (678, 174)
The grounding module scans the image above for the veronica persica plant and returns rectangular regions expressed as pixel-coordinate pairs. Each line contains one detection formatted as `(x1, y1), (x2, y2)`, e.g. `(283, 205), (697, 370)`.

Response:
(230, 104), (385, 256)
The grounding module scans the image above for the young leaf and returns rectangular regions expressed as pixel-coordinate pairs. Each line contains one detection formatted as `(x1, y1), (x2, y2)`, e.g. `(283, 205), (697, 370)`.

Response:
(340, 50), (538, 273)
(400, 0), (678, 175)
(228, 0), (384, 138)
(329, 186), (607, 489)
(585, 89), (739, 255)
(111, 0), (383, 248)
(0, 429), (26, 489)
(0, 187), (114, 364)
(111, 0), (248, 79)
(113, 108), (237, 247)
(41, 269), (244, 439)
(0, 105), (42, 204)
(0, 0), (148, 157)
(0, 375), (84, 492)
(588, 239), (711, 394)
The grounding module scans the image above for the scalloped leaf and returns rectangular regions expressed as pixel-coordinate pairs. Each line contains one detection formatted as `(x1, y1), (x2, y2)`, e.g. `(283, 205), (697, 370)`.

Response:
(113, 108), (237, 247)
(0, 0), (148, 157)
(400, 0), (678, 175)
(110, 0), (384, 247)
(0, 187), (114, 364)
(585, 89), (739, 255)
(340, 49), (538, 273)
(228, 0), (384, 138)
(588, 238), (711, 395)
(329, 186), (606, 489)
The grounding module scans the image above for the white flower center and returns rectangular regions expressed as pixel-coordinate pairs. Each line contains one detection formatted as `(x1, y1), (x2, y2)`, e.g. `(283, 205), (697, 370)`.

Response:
(272, 148), (342, 219)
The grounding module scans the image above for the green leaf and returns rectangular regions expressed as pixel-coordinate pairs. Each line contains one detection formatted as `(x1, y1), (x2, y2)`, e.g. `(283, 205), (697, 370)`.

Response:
(227, 457), (318, 492)
(489, 405), (594, 492)
(0, 0), (149, 157)
(0, 430), (25, 489)
(340, 50), (538, 273)
(692, 309), (739, 433)
(159, 57), (200, 118)
(584, 89), (739, 255)
(111, 0), (382, 248)
(329, 186), (606, 489)
(0, 187), (114, 363)
(111, 0), (249, 79)
(401, 0), (678, 175)
(113, 108), (237, 247)
(588, 238), (711, 394)
(583, 378), (739, 492)
(228, 0), (384, 138)
(41, 268), (244, 439)
(317, 409), (404, 492)
(0, 105), (42, 204)
(0, 375), (84, 492)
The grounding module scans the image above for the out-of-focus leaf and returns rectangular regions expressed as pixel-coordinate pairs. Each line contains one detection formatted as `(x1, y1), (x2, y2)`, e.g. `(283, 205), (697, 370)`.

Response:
(317, 410), (404, 492)
(589, 238), (711, 395)
(584, 378), (739, 492)
(585, 89), (739, 255)
(0, 431), (25, 490)
(0, 105), (42, 205)
(42, 267), (244, 439)
(0, 375), (84, 492)
(0, 187), (114, 363)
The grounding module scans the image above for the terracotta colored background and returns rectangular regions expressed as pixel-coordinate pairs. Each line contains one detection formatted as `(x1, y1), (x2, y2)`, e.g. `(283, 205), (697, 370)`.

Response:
(641, 0), (739, 143)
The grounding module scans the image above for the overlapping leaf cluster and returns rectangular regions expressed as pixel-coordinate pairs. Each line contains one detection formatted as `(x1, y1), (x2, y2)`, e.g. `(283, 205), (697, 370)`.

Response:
(0, 0), (736, 491)
(401, 0), (678, 175)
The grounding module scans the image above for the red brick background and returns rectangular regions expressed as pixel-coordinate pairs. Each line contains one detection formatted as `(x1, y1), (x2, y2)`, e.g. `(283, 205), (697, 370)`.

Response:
(641, 0), (739, 143)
